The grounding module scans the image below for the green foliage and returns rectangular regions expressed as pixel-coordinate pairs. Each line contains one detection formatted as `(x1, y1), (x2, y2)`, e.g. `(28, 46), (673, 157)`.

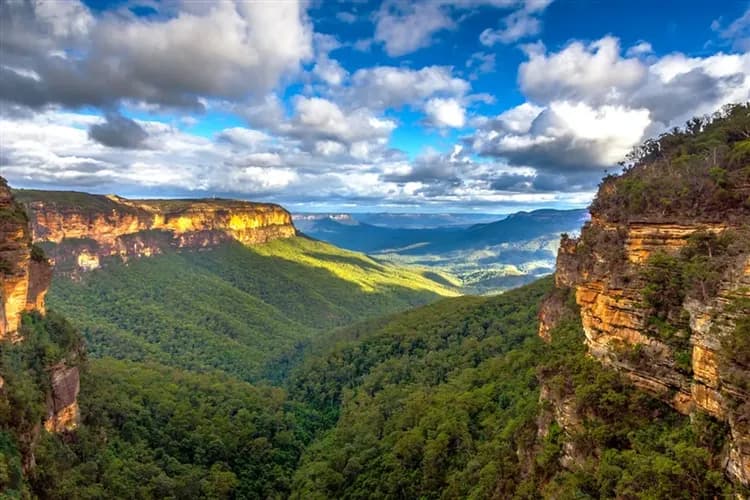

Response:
(640, 229), (749, 349)
(7, 275), (739, 498)
(47, 238), (452, 382)
(288, 277), (734, 498)
(289, 278), (553, 499)
(0, 431), (24, 497)
(534, 311), (733, 498)
(30, 243), (47, 263)
(591, 102), (750, 222)
(642, 252), (686, 320)
(13, 189), (143, 217)
(31, 359), (306, 499)
(0, 312), (83, 496)
(721, 296), (750, 389)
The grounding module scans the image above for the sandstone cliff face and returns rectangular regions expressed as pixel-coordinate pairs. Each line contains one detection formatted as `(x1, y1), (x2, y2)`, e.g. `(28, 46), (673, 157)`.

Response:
(539, 212), (750, 486)
(0, 176), (81, 457)
(17, 191), (297, 273)
(44, 364), (80, 433)
(0, 179), (52, 340)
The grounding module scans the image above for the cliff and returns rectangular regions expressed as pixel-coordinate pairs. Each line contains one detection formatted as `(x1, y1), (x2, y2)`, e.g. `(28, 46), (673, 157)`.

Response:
(14, 190), (297, 273)
(0, 178), (52, 340)
(539, 105), (750, 487)
(0, 177), (82, 483)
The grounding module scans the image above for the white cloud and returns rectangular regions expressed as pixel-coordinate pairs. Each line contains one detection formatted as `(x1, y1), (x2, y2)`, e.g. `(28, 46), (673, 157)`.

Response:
(313, 56), (348, 86)
(345, 65), (470, 110)
(470, 34), (750, 194)
(480, 11), (541, 46)
(374, 0), (555, 56)
(493, 102), (544, 133)
(374, 1), (455, 56)
(290, 97), (396, 145)
(478, 0), (553, 46)
(1, 0), (314, 109)
(217, 128), (271, 150)
(471, 100), (654, 179)
(518, 37), (646, 104)
(466, 52), (496, 78)
(625, 41), (653, 57)
(425, 98), (466, 128)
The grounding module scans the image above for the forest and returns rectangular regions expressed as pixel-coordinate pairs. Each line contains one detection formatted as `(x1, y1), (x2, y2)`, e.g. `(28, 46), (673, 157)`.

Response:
(1, 105), (749, 498)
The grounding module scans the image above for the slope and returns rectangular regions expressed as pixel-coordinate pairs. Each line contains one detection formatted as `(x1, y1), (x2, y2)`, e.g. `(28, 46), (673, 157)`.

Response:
(46, 236), (457, 381)
(298, 209), (587, 293)
(287, 277), (737, 498)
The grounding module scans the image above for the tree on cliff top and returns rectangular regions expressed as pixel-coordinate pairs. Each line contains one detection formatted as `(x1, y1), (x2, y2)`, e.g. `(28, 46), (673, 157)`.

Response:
(591, 102), (750, 222)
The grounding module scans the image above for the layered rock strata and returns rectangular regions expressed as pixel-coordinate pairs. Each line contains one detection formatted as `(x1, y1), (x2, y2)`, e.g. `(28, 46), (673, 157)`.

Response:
(539, 214), (750, 486)
(15, 191), (297, 273)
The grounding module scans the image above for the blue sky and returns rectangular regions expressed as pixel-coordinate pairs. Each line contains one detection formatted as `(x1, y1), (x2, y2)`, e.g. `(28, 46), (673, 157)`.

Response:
(1, 0), (749, 212)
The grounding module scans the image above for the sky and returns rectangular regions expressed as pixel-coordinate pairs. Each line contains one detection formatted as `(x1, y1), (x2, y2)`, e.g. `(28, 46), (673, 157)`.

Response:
(0, 0), (749, 213)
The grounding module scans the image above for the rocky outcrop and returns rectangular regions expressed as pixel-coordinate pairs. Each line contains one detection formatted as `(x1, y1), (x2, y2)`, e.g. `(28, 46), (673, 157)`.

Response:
(540, 211), (750, 486)
(44, 364), (80, 433)
(16, 190), (297, 273)
(1, 176), (81, 446)
(0, 178), (52, 340)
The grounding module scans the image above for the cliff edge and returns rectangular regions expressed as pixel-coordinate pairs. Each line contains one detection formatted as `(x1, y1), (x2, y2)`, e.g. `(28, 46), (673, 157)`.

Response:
(0, 178), (52, 340)
(14, 190), (297, 273)
(539, 104), (750, 486)
(0, 176), (82, 482)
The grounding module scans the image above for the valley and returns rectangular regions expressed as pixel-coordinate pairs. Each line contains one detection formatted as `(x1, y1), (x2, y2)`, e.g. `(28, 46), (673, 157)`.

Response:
(1, 104), (749, 498)
(295, 208), (588, 293)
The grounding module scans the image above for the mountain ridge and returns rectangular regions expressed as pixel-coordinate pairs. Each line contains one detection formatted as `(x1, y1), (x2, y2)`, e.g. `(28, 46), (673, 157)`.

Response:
(14, 189), (297, 274)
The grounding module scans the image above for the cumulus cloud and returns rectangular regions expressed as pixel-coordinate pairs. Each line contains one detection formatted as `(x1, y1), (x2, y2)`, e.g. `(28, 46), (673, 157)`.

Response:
(1, 107), (595, 211)
(424, 98), (466, 128)
(88, 112), (149, 149)
(289, 97), (396, 144)
(469, 35), (750, 194)
(375, 0), (554, 56)
(217, 127), (271, 151)
(1, 110), (297, 195)
(381, 146), (468, 189)
(473, 101), (651, 171)
(518, 37), (646, 104)
(313, 57), (348, 86)
(0, 0), (93, 58)
(344, 65), (470, 110)
(625, 41), (653, 57)
(0, 1), (313, 110)
(374, 1), (455, 56)
(634, 52), (750, 125)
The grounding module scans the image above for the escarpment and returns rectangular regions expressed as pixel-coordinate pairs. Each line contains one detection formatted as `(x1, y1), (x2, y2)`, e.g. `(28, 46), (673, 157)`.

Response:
(14, 190), (297, 273)
(0, 177), (82, 478)
(0, 178), (52, 340)
(538, 105), (750, 486)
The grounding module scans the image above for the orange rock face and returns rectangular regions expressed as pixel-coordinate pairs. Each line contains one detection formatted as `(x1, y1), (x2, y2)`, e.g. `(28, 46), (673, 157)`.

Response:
(622, 222), (728, 264)
(0, 179), (52, 340)
(541, 213), (750, 486)
(18, 191), (297, 273)
(1, 177), (78, 443)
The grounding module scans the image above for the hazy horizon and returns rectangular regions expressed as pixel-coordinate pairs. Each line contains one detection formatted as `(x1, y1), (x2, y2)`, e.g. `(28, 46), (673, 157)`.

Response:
(2, 0), (748, 212)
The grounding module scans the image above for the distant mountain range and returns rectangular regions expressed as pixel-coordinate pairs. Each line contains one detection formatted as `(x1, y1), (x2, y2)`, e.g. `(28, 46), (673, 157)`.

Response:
(294, 208), (589, 293)
(294, 212), (503, 229)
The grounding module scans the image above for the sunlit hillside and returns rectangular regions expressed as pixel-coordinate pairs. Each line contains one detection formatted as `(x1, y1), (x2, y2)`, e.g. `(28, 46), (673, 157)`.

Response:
(47, 237), (457, 381)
